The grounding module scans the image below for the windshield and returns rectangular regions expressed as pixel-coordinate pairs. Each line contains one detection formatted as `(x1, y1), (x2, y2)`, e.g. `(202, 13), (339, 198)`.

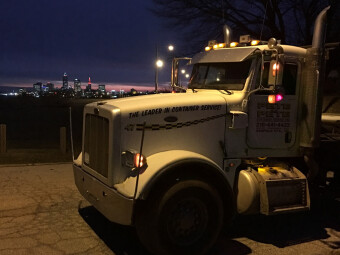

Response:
(188, 59), (252, 90)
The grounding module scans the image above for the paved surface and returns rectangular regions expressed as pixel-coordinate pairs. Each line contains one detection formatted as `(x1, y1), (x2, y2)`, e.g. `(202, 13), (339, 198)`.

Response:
(0, 163), (339, 255)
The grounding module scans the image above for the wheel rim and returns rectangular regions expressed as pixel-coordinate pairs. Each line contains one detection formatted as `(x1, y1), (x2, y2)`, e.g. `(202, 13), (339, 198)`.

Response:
(166, 197), (208, 246)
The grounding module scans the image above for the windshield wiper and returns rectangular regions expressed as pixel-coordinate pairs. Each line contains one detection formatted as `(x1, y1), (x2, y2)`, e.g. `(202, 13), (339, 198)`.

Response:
(220, 89), (233, 95)
(172, 85), (187, 92)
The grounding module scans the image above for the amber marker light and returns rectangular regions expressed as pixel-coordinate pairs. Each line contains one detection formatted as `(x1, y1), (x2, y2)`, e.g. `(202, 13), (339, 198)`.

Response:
(268, 95), (276, 104)
(134, 153), (145, 168)
(230, 42), (238, 47)
(205, 46), (212, 51)
(251, 40), (260, 46)
(272, 63), (279, 76)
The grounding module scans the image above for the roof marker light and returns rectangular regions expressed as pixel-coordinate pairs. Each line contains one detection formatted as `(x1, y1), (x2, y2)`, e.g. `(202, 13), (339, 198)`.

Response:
(230, 42), (238, 47)
(251, 40), (260, 46)
(205, 46), (212, 51)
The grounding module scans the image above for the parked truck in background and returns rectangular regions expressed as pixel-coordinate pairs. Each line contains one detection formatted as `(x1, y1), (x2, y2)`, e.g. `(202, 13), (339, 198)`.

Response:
(73, 6), (339, 255)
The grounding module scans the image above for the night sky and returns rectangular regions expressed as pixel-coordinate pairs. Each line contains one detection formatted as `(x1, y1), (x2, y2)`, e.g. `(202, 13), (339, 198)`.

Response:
(0, 0), (181, 91)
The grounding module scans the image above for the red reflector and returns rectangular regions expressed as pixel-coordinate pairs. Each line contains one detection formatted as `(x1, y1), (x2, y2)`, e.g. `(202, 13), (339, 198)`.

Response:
(276, 94), (283, 102)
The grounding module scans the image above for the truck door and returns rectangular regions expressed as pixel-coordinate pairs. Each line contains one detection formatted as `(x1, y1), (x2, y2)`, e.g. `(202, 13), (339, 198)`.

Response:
(247, 60), (300, 149)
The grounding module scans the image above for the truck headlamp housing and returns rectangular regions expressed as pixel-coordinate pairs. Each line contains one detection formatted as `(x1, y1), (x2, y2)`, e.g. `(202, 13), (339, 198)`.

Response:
(122, 150), (148, 170)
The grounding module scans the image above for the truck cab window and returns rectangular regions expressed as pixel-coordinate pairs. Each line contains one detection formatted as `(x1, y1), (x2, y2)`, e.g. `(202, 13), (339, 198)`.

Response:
(282, 63), (298, 95)
(189, 59), (252, 91)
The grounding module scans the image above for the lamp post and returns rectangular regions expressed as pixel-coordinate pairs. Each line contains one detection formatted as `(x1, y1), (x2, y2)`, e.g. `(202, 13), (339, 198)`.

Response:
(155, 44), (175, 93)
(155, 44), (164, 92)
(155, 59), (164, 92)
(155, 44), (174, 92)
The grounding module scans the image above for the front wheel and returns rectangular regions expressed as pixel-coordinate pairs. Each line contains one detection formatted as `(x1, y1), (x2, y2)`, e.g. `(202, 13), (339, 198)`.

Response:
(135, 180), (224, 255)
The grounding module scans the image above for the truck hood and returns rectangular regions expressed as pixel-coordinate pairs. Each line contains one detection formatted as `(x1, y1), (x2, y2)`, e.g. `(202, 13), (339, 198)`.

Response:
(102, 92), (229, 115)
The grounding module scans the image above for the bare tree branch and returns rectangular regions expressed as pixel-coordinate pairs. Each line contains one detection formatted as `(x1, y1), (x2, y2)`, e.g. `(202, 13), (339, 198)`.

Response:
(151, 0), (334, 54)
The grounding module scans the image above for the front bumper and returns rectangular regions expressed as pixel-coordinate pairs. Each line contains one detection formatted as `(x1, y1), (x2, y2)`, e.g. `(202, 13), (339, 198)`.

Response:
(73, 164), (134, 225)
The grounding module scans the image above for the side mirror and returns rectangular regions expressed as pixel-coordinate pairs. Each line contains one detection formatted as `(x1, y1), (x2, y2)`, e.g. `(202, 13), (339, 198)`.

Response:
(171, 57), (192, 89)
(268, 54), (284, 90)
(171, 58), (179, 87)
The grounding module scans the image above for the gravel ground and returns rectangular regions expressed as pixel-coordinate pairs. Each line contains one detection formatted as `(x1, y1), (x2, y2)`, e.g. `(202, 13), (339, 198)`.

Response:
(0, 163), (339, 254)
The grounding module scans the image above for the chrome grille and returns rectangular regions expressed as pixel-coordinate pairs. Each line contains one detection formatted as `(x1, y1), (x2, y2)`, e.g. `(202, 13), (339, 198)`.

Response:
(84, 114), (109, 178)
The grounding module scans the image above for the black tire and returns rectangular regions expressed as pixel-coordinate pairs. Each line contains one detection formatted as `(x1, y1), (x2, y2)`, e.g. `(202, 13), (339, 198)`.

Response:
(135, 180), (224, 255)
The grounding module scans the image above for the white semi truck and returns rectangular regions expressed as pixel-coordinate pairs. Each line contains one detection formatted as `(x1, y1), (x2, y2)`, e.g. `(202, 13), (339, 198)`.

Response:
(73, 6), (339, 255)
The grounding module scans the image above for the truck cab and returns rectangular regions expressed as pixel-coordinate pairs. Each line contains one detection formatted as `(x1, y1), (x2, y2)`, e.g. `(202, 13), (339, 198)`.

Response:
(73, 6), (337, 255)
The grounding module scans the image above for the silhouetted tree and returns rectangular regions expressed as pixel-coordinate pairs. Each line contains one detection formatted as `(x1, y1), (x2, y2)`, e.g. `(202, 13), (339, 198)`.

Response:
(152, 0), (338, 54)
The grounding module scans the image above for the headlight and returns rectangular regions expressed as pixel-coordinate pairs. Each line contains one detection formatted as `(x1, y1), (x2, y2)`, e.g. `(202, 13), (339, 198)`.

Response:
(122, 150), (148, 173)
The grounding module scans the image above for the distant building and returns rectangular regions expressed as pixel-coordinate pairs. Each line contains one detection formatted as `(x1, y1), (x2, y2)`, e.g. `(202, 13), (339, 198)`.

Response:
(86, 76), (91, 92)
(74, 79), (81, 92)
(18, 88), (27, 96)
(42, 85), (49, 93)
(98, 84), (106, 93)
(62, 72), (69, 89)
(33, 82), (42, 92)
(130, 88), (137, 95)
(46, 82), (54, 91)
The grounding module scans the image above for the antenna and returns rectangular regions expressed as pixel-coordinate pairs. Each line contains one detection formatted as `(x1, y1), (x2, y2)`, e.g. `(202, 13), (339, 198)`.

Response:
(221, 0), (225, 24)
(260, 0), (269, 41)
(133, 122), (146, 201)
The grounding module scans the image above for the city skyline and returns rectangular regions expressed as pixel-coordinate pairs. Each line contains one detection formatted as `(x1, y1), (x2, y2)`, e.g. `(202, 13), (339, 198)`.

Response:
(0, 73), (169, 93)
(0, 1), (181, 90)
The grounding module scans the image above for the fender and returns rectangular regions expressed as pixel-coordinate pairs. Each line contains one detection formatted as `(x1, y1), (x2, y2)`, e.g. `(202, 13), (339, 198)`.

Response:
(114, 150), (232, 200)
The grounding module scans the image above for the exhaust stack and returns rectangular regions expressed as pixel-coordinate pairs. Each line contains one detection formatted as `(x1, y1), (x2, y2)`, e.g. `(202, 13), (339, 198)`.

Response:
(300, 6), (330, 149)
(223, 25), (232, 45)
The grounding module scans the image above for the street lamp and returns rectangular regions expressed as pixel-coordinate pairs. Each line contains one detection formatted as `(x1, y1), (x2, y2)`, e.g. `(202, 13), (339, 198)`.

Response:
(156, 59), (164, 68)
(155, 44), (174, 92)
(181, 69), (186, 74)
